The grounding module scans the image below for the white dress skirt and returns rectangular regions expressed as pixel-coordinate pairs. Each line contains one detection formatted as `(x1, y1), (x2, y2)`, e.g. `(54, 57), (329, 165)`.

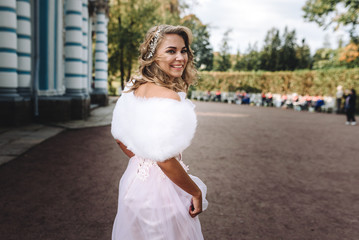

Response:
(111, 155), (208, 240)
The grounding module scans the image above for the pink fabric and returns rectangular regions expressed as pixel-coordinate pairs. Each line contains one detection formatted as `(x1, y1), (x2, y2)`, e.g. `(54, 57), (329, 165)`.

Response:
(112, 156), (206, 240)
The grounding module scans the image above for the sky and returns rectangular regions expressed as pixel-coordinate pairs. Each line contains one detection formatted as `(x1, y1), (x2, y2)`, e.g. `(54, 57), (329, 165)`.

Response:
(186, 0), (349, 54)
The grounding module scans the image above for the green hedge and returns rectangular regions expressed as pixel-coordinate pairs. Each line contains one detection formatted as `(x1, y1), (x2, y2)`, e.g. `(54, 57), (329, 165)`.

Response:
(196, 68), (359, 96)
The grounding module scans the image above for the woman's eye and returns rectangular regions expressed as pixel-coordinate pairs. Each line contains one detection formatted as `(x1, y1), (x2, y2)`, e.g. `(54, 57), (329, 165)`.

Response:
(181, 49), (188, 53)
(166, 50), (175, 54)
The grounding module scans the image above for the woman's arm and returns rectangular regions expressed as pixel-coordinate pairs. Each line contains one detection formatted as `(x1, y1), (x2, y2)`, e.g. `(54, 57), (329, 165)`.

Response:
(115, 139), (135, 158)
(157, 158), (203, 218)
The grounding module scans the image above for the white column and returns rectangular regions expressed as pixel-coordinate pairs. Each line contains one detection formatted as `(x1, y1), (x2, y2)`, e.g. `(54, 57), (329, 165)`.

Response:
(16, 0), (31, 97)
(0, 0), (19, 97)
(93, 10), (108, 92)
(88, 15), (93, 92)
(64, 0), (84, 96)
(55, 0), (64, 93)
(82, 0), (89, 95)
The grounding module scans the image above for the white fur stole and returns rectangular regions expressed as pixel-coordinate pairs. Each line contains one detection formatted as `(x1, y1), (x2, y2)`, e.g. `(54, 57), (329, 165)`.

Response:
(111, 91), (197, 162)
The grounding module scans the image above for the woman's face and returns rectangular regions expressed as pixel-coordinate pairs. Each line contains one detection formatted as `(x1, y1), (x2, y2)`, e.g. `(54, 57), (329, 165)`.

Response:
(155, 34), (188, 80)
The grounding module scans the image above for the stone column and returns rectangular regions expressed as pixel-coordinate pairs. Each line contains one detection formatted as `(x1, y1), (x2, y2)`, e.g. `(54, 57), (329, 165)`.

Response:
(0, 0), (19, 98)
(64, 0), (89, 119)
(64, 0), (84, 97)
(16, 0), (31, 97)
(91, 0), (108, 106)
(87, 15), (93, 92)
(0, 0), (31, 125)
(82, 0), (89, 96)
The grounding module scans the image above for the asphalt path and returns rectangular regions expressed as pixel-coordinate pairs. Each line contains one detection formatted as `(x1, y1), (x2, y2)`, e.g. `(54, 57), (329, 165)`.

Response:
(0, 101), (358, 240)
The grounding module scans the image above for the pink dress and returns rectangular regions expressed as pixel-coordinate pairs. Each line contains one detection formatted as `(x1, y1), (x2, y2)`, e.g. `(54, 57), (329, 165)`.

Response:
(111, 90), (208, 240)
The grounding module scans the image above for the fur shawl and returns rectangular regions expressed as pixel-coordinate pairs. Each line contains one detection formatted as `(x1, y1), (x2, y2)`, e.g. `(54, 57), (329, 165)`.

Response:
(111, 91), (197, 162)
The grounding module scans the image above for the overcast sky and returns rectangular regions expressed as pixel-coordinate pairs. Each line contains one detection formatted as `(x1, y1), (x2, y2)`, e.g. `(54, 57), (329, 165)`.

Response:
(187, 0), (348, 54)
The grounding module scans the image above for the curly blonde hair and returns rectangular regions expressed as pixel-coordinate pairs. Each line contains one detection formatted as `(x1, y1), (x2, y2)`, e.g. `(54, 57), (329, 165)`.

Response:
(127, 25), (197, 93)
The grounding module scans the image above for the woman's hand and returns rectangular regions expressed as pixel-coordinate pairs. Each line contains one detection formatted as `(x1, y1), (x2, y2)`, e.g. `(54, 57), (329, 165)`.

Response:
(189, 193), (202, 218)
(157, 158), (203, 218)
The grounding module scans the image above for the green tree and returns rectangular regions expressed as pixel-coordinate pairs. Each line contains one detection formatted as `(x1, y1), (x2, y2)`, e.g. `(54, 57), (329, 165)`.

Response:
(108, 0), (163, 90)
(296, 39), (312, 69)
(235, 43), (261, 71)
(181, 14), (213, 71)
(215, 29), (232, 71)
(302, 0), (359, 42)
(312, 47), (340, 69)
(233, 49), (244, 71)
(260, 28), (281, 71)
(278, 27), (298, 70)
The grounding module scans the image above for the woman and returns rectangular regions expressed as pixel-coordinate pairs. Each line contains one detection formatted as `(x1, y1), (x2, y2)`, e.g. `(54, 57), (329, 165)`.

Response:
(345, 88), (356, 125)
(111, 25), (208, 239)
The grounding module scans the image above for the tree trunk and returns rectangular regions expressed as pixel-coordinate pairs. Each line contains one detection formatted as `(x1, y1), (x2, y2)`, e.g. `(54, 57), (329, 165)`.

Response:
(118, 16), (125, 90)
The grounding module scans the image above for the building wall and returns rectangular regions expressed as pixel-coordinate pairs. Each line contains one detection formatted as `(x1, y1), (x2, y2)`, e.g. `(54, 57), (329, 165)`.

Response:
(0, 0), (109, 126)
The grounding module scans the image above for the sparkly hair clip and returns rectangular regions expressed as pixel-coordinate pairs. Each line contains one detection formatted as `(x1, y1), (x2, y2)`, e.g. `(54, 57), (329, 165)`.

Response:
(145, 27), (162, 60)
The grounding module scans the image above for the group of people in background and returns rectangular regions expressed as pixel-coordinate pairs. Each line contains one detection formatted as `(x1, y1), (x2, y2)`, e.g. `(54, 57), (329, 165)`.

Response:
(197, 86), (357, 126)
(280, 94), (325, 112)
(336, 85), (356, 126)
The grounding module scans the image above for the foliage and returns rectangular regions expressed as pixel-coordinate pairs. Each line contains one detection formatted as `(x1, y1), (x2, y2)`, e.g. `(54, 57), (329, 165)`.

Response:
(278, 27), (299, 70)
(108, 0), (163, 90)
(214, 29), (232, 71)
(302, 0), (359, 42)
(196, 68), (359, 97)
(234, 43), (261, 71)
(181, 14), (213, 71)
(296, 39), (312, 69)
(339, 42), (359, 67)
(260, 28), (282, 71)
(108, 0), (215, 91)
(312, 47), (340, 69)
(234, 27), (312, 72)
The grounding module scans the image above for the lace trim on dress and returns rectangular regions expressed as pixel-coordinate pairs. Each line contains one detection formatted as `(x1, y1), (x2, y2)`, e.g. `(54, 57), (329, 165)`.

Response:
(137, 158), (166, 181)
(136, 154), (189, 181)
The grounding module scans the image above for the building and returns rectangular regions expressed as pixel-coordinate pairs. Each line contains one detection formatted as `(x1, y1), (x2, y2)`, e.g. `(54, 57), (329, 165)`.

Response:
(0, 0), (110, 126)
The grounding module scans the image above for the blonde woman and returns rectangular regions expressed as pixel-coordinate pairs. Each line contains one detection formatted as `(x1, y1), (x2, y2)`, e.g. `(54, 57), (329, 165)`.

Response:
(111, 25), (208, 239)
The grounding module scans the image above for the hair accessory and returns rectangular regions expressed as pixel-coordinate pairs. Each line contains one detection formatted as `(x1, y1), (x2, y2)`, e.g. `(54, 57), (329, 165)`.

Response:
(145, 27), (161, 60)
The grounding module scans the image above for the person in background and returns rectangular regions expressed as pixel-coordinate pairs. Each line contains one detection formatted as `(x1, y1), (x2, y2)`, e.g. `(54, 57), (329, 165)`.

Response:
(215, 89), (222, 102)
(336, 85), (344, 114)
(315, 95), (325, 112)
(345, 88), (356, 126)
(266, 92), (273, 107)
(281, 94), (287, 107)
(261, 92), (266, 106)
(235, 90), (242, 104)
(206, 90), (212, 101)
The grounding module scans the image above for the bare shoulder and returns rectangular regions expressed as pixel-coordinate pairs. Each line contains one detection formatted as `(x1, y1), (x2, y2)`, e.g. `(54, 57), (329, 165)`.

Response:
(138, 83), (181, 101)
(156, 88), (181, 101)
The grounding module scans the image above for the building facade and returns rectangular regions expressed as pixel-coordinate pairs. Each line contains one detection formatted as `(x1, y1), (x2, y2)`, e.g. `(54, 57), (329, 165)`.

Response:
(0, 0), (109, 125)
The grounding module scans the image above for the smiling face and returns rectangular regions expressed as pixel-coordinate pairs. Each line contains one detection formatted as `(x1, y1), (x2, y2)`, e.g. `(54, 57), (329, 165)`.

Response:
(155, 34), (188, 81)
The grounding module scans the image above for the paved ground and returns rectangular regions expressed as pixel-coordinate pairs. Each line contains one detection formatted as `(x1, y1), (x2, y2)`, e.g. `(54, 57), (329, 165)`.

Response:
(0, 97), (117, 166)
(0, 101), (358, 240)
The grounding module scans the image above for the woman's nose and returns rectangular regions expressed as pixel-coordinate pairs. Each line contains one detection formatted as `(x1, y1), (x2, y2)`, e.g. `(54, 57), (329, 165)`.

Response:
(175, 52), (185, 61)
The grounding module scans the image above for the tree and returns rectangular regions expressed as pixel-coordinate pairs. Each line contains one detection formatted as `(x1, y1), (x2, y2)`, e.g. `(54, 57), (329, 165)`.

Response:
(215, 29), (232, 71)
(260, 28), (281, 71)
(296, 39), (312, 69)
(233, 49), (244, 71)
(234, 43), (261, 71)
(278, 27), (298, 70)
(339, 42), (359, 67)
(312, 47), (340, 69)
(302, 0), (359, 42)
(108, 0), (185, 90)
(245, 43), (261, 71)
(181, 14), (213, 71)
